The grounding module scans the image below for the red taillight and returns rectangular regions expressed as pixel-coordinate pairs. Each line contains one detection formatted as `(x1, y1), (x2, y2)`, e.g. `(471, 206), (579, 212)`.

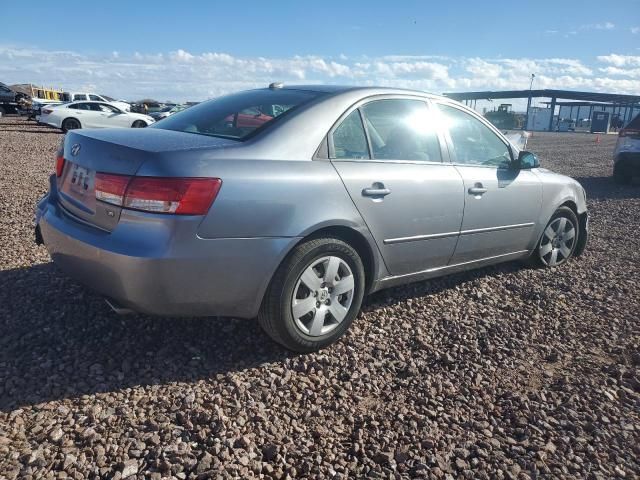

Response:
(55, 155), (65, 177)
(95, 173), (130, 206)
(94, 174), (221, 215)
(42, 108), (53, 115)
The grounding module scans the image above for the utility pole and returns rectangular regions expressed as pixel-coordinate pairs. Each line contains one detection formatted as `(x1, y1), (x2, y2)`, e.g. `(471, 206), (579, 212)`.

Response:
(524, 73), (535, 130)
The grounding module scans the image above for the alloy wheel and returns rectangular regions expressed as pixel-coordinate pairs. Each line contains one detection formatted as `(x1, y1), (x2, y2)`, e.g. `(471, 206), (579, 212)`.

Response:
(539, 216), (576, 266)
(291, 256), (355, 337)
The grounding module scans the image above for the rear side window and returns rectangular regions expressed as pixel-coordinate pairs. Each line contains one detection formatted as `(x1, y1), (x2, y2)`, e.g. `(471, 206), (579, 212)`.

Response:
(332, 110), (369, 159)
(74, 103), (92, 110)
(438, 103), (511, 168)
(361, 99), (442, 162)
(152, 89), (325, 141)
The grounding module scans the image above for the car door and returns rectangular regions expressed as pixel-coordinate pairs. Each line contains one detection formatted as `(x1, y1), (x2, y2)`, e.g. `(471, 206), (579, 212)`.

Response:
(329, 97), (465, 276)
(96, 103), (130, 128)
(436, 102), (543, 264)
(70, 102), (96, 128)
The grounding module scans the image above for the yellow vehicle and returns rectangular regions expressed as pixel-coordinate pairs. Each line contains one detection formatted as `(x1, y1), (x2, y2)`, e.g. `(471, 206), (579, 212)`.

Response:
(28, 84), (64, 101)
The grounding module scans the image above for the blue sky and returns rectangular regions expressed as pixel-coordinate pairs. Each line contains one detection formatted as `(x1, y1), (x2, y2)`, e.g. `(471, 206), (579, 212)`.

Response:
(0, 0), (638, 103)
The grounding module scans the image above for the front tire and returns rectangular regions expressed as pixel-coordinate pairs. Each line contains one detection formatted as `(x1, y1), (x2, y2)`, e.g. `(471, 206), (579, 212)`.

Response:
(533, 206), (579, 267)
(132, 120), (147, 128)
(258, 237), (365, 353)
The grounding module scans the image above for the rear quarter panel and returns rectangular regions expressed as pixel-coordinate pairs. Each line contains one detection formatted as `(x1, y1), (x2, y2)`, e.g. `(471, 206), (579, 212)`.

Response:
(136, 153), (387, 276)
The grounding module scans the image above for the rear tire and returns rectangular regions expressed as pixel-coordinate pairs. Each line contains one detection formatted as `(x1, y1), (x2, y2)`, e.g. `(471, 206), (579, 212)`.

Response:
(62, 118), (81, 132)
(531, 206), (579, 268)
(613, 162), (631, 185)
(131, 120), (147, 128)
(258, 237), (365, 353)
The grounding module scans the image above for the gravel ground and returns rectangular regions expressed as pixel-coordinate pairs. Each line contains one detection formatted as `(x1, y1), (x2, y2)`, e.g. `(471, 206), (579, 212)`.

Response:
(0, 117), (638, 479)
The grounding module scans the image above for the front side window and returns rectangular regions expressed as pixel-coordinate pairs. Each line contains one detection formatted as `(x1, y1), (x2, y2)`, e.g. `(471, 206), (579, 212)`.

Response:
(438, 103), (511, 168)
(152, 89), (325, 141)
(332, 110), (369, 159)
(89, 94), (103, 101)
(361, 99), (442, 162)
(74, 103), (91, 110)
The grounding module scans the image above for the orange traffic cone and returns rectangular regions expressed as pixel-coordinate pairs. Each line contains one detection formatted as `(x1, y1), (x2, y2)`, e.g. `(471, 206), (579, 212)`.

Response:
(595, 135), (600, 144)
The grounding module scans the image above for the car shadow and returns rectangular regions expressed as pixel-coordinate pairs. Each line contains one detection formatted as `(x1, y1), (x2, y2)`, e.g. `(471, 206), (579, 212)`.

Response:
(0, 262), (294, 411)
(364, 261), (525, 310)
(1, 258), (534, 411)
(574, 176), (640, 200)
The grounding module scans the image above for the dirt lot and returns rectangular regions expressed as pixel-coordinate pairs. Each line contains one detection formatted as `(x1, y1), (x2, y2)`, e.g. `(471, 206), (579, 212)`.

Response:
(0, 117), (638, 479)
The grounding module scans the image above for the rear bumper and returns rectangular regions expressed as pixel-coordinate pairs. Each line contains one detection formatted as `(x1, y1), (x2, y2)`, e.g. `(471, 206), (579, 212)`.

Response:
(36, 180), (298, 318)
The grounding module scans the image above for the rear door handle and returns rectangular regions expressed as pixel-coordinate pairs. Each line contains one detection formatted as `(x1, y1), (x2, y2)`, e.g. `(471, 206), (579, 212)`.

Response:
(362, 183), (391, 197)
(468, 183), (488, 195)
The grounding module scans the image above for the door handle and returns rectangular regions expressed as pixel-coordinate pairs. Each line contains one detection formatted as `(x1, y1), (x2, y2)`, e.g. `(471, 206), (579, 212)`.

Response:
(468, 183), (488, 195)
(362, 183), (391, 198)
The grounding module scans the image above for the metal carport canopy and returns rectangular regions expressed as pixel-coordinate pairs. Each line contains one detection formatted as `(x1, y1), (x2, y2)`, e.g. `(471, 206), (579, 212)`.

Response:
(442, 89), (640, 104)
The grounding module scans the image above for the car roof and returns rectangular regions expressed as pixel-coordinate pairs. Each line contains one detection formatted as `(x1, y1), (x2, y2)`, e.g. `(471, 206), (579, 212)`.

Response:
(279, 84), (441, 99)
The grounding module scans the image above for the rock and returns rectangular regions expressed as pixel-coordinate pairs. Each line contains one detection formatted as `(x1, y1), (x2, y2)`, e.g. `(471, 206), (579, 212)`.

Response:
(120, 460), (138, 478)
(262, 444), (278, 462)
(49, 427), (64, 442)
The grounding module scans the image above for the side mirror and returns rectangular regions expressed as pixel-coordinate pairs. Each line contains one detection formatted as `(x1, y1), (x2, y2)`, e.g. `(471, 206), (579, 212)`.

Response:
(517, 151), (539, 169)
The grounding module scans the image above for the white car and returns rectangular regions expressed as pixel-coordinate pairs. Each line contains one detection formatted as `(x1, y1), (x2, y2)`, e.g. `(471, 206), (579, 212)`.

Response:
(39, 101), (155, 132)
(62, 92), (131, 112)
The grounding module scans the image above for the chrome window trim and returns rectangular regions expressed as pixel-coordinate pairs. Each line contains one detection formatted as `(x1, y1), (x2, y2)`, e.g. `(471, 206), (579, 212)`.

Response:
(327, 94), (450, 165)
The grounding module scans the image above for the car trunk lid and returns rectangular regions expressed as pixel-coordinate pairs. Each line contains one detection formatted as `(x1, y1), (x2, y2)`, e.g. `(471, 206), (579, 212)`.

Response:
(57, 128), (237, 231)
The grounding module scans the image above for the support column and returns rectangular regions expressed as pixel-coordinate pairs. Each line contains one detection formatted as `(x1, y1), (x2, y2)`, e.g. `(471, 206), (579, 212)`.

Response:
(548, 97), (556, 131)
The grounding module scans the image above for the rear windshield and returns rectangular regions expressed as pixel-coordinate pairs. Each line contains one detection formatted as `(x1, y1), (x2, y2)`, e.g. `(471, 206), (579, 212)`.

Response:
(151, 89), (324, 141)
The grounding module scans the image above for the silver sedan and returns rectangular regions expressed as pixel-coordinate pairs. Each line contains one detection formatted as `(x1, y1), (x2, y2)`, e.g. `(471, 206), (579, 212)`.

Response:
(36, 85), (588, 352)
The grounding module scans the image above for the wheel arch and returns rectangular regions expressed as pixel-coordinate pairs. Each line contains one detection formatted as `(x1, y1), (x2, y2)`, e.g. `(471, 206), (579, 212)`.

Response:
(258, 221), (382, 316)
(559, 199), (578, 216)
(298, 224), (379, 294)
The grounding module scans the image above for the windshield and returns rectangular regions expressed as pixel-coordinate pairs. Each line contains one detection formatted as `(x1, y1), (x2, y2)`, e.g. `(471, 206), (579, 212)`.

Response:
(151, 89), (325, 140)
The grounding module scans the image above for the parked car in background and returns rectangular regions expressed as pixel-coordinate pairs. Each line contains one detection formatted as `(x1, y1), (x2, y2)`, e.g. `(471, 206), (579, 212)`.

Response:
(35, 85), (588, 352)
(39, 101), (155, 132)
(150, 104), (188, 121)
(0, 82), (29, 115)
(62, 92), (131, 112)
(613, 113), (640, 184)
(31, 98), (65, 119)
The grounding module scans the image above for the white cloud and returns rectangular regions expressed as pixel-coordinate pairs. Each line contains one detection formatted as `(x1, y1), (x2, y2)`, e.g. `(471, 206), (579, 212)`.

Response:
(581, 22), (615, 31)
(597, 54), (640, 67)
(631, 27), (640, 34)
(0, 45), (637, 102)
(596, 22), (615, 30)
